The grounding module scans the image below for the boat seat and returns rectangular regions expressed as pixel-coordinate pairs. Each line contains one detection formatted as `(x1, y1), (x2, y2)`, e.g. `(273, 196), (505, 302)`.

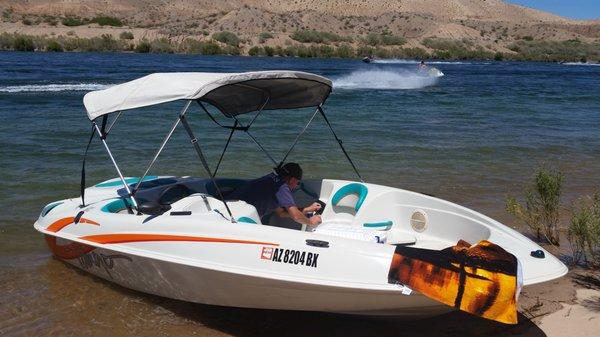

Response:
(205, 178), (247, 199)
(237, 216), (257, 224)
(331, 183), (368, 212)
(101, 198), (134, 213)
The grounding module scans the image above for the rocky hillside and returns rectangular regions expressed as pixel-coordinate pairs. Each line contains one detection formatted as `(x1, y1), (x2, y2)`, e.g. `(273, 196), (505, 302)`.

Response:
(1, 0), (599, 60)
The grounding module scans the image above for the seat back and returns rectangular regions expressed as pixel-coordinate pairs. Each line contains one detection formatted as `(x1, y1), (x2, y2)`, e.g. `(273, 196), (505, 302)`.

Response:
(331, 183), (368, 212)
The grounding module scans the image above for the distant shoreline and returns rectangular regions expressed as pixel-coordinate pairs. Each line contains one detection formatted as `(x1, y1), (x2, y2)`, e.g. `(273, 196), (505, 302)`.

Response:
(1, 32), (598, 63)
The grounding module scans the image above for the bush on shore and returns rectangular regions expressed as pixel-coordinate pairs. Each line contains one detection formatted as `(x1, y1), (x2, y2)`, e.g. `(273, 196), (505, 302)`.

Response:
(506, 167), (563, 245)
(508, 39), (600, 62)
(46, 40), (63, 52)
(13, 35), (35, 51)
(91, 16), (123, 27)
(423, 37), (495, 60)
(119, 31), (134, 40)
(364, 32), (406, 46)
(62, 17), (85, 27)
(2, 32), (598, 62)
(290, 30), (352, 44)
(568, 191), (600, 266)
(212, 31), (240, 47)
(258, 32), (273, 44)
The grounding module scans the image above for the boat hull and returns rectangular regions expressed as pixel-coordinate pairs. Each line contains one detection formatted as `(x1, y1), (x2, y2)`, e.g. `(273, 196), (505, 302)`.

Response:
(52, 237), (450, 317)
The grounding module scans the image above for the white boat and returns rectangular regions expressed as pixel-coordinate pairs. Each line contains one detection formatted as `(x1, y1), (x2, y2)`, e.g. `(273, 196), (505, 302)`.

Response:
(34, 71), (565, 323)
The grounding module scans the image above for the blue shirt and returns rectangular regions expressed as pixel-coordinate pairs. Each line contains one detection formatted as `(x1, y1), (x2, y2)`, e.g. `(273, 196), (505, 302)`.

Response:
(228, 173), (296, 217)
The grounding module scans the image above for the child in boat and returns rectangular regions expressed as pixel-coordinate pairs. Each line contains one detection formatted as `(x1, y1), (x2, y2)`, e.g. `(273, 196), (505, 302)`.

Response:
(228, 163), (322, 228)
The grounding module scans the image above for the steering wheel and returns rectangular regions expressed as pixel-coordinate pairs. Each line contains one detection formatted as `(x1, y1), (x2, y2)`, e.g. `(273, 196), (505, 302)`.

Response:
(314, 200), (326, 215)
(158, 184), (192, 205)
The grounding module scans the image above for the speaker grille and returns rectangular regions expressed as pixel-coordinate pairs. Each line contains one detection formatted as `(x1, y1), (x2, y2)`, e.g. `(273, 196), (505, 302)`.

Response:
(410, 210), (427, 232)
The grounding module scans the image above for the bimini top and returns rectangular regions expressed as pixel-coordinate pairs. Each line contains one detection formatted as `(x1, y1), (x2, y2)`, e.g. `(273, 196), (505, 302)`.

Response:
(83, 71), (332, 120)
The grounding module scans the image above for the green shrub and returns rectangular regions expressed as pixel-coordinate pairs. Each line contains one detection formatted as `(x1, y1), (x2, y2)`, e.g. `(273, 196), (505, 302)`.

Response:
(22, 18), (33, 25)
(13, 36), (35, 51)
(290, 30), (351, 44)
(248, 46), (264, 56)
(364, 33), (406, 46)
(119, 31), (134, 40)
(423, 37), (493, 60)
(212, 31), (239, 46)
(62, 17), (85, 26)
(200, 40), (222, 55)
(335, 44), (354, 58)
(380, 34), (406, 46)
(46, 40), (63, 52)
(85, 34), (120, 52)
(259, 32), (273, 44)
(507, 40), (600, 62)
(149, 38), (173, 53)
(356, 45), (374, 57)
(0, 33), (15, 50)
(494, 52), (503, 61)
(568, 191), (600, 265)
(263, 45), (275, 56)
(135, 40), (151, 53)
(222, 44), (240, 55)
(506, 167), (563, 245)
(401, 47), (429, 59)
(43, 16), (58, 26)
(91, 16), (123, 27)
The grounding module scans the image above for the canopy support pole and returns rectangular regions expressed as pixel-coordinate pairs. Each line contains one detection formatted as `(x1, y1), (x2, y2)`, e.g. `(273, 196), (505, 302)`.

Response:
(214, 120), (237, 177)
(105, 111), (122, 135)
(93, 122), (139, 210)
(318, 106), (364, 182)
(246, 95), (270, 128)
(131, 100), (191, 196)
(232, 114), (279, 167)
(278, 106), (320, 167)
(179, 114), (235, 222)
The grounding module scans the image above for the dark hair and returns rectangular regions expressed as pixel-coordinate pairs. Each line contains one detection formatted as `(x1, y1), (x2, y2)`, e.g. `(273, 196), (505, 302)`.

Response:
(276, 162), (302, 180)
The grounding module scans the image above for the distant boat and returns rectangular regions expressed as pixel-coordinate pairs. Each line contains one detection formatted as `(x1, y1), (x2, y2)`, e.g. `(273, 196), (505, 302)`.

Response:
(362, 56), (373, 63)
(417, 67), (445, 78)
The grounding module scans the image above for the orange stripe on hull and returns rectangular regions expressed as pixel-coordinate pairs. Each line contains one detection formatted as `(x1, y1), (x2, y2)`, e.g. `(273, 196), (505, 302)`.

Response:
(81, 234), (279, 246)
(47, 217), (100, 233)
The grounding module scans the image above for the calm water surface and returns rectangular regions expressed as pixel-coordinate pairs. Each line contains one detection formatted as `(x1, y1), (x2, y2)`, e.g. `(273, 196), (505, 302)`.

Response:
(0, 52), (599, 336)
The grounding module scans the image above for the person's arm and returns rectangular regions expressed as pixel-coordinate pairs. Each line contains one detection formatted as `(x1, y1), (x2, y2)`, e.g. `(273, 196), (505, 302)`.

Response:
(302, 202), (322, 214)
(274, 184), (322, 227)
(276, 206), (321, 227)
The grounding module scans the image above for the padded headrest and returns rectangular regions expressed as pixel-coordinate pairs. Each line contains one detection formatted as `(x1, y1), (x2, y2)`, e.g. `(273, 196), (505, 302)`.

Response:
(331, 183), (368, 212)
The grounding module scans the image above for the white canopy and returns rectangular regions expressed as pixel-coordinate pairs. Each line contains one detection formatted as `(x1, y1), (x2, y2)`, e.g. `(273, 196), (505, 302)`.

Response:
(83, 71), (332, 120)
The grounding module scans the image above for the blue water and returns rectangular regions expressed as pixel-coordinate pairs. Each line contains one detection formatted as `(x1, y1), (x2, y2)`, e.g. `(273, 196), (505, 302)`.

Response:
(1, 52), (599, 233)
(0, 51), (599, 335)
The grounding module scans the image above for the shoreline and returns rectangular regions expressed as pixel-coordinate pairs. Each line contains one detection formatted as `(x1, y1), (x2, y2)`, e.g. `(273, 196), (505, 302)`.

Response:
(1, 31), (598, 63)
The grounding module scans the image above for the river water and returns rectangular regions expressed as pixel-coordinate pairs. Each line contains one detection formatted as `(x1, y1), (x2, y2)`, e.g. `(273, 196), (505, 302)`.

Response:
(0, 52), (599, 336)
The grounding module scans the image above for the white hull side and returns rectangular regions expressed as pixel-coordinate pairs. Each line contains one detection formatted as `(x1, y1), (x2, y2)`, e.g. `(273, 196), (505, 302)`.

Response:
(63, 243), (450, 317)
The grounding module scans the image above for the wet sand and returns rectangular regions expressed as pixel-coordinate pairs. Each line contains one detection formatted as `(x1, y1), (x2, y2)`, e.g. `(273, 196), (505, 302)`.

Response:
(1, 242), (598, 337)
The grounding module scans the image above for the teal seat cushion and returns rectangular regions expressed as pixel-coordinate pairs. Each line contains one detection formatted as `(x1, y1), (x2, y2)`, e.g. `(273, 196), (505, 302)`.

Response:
(237, 216), (257, 224)
(331, 183), (368, 212)
(101, 198), (133, 213)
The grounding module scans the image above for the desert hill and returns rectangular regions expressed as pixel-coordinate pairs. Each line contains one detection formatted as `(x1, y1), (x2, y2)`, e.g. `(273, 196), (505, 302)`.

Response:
(1, 0), (598, 60)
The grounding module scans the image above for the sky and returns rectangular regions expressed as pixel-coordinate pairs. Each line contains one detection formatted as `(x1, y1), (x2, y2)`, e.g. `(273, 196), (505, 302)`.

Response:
(508, 0), (600, 20)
